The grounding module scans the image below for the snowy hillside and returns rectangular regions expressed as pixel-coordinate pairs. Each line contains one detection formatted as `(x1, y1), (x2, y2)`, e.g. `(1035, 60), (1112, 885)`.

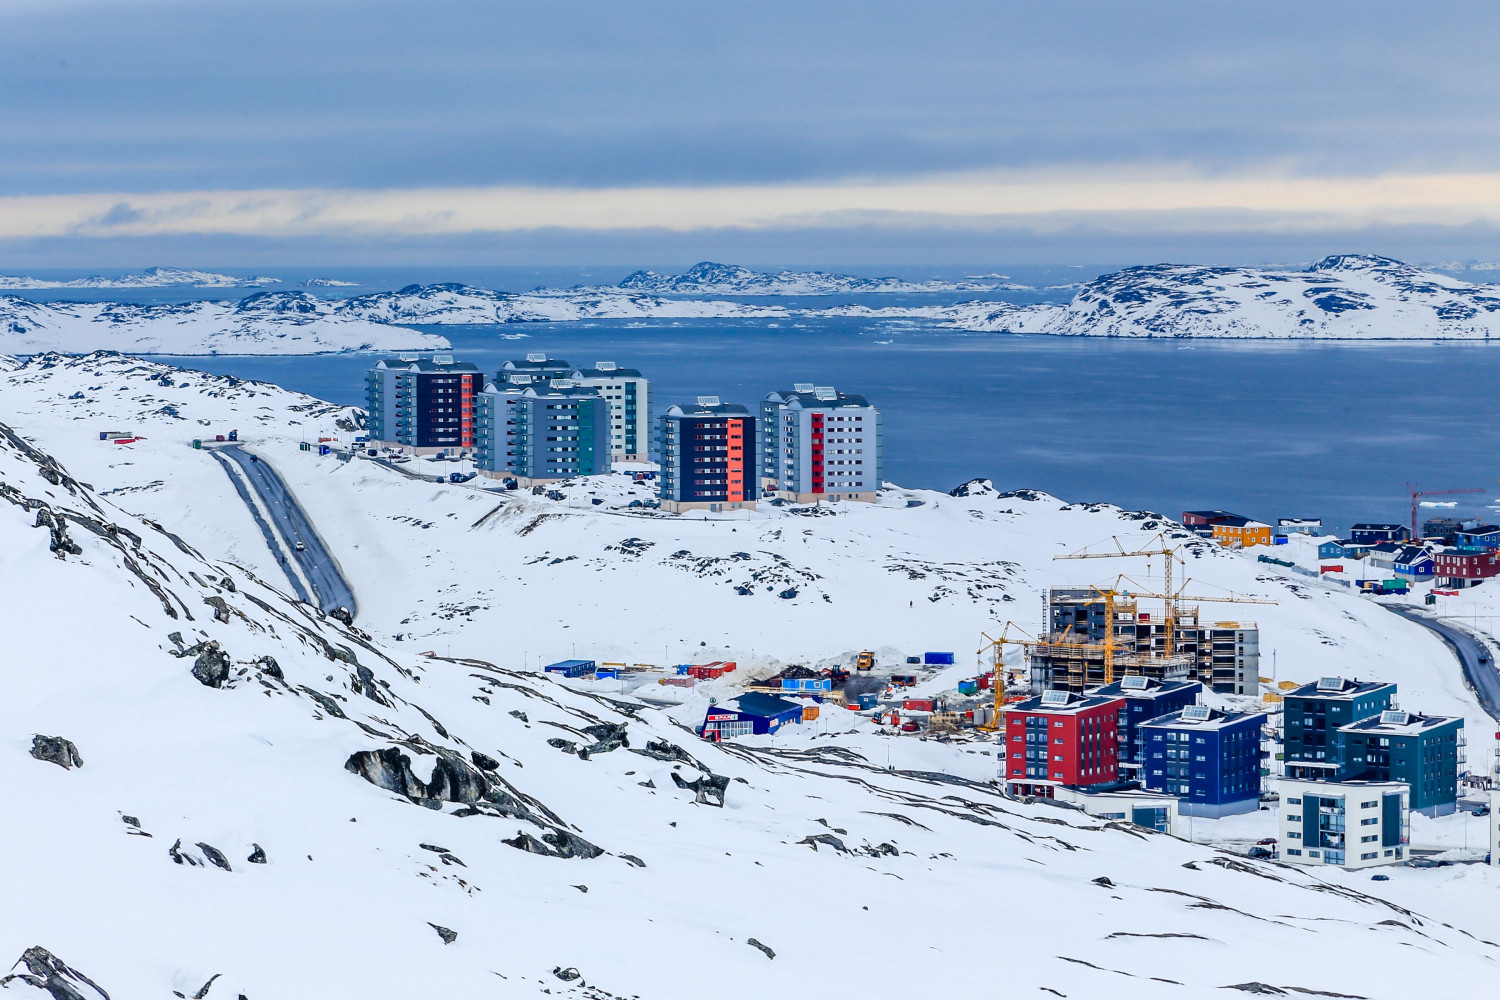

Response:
(333, 282), (784, 324)
(7, 364), (1500, 998)
(617, 261), (1026, 294)
(0, 292), (449, 355)
(0, 266), (279, 289)
(946, 255), (1500, 340)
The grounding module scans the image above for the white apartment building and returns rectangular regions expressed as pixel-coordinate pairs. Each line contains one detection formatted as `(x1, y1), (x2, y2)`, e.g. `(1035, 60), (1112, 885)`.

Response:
(1278, 778), (1409, 870)
(568, 362), (652, 462)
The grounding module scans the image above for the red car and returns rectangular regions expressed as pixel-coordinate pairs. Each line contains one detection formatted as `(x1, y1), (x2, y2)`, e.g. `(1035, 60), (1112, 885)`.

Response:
(1258, 837), (1277, 846)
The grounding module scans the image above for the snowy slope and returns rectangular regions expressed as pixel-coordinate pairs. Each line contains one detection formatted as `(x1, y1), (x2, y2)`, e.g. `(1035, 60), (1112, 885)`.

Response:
(8, 365), (1500, 998)
(0, 266), (280, 289)
(617, 261), (1026, 294)
(946, 255), (1500, 339)
(0, 292), (449, 355)
(333, 282), (784, 324)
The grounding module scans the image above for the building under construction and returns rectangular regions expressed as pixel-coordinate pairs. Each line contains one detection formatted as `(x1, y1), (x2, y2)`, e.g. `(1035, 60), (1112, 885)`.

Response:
(1031, 587), (1260, 696)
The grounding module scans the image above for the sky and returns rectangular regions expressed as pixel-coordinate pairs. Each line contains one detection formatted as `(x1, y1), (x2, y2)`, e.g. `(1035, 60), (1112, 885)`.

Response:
(4, 0), (1500, 268)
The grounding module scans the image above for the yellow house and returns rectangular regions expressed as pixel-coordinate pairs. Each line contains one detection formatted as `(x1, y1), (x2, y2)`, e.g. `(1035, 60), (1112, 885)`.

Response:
(1212, 516), (1272, 548)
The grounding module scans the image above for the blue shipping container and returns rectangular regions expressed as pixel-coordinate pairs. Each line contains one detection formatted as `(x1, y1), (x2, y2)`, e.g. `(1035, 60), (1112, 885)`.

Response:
(924, 652), (955, 665)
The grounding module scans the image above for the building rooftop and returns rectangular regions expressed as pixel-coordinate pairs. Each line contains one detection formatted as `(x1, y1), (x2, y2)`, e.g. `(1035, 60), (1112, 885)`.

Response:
(519, 382), (604, 400)
(1140, 705), (1265, 731)
(1279, 518), (1323, 525)
(1286, 677), (1397, 700)
(1009, 690), (1123, 715)
(1351, 523), (1406, 531)
(571, 364), (644, 379)
(730, 692), (802, 717)
(765, 385), (874, 409)
(1214, 515), (1269, 529)
(1091, 677), (1202, 699)
(501, 355), (571, 371)
(1183, 509), (1238, 521)
(371, 355), (479, 373)
(664, 399), (753, 417)
(1339, 710), (1461, 737)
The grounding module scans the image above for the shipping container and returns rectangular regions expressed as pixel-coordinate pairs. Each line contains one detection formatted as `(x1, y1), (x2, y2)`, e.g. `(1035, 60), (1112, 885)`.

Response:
(903, 698), (937, 712)
(802, 705), (820, 722)
(924, 652), (956, 666)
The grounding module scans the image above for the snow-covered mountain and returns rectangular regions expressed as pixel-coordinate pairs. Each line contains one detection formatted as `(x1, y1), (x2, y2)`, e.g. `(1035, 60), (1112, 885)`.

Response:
(618, 261), (1027, 294)
(0, 291), (450, 355)
(334, 282), (784, 325)
(0, 266), (280, 289)
(946, 255), (1500, 339)
(4, 352), (1500, 997)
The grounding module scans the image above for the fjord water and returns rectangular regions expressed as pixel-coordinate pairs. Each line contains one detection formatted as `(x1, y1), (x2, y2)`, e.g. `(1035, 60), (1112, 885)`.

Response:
(153, 319), (1500, 534)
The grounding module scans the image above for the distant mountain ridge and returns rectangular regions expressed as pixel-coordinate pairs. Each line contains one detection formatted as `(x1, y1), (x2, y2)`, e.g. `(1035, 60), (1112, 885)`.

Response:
(617, 261), (1025, 294)
(0, 266), (280, 289)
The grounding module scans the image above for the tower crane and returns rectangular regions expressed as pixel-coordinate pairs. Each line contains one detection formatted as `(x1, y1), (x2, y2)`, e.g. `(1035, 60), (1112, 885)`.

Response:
(977, 624), (1032, 732)
(1407, 483), (1483, 539)
(1056, 535), (1186, 652)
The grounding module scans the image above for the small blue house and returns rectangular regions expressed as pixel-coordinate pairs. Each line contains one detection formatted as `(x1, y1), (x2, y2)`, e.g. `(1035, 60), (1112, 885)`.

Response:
(698, 693), (803, 740)
(544, 659), (596, 678)
(1089, 676), (1203, 768)
(1350, 523), (1410, 545)
(1140, 706), (1266, 817)
(1457, 526), (1500, 550)
(1318, 539), (1355, 560)
(1392, 545), (1435, 579)
(782, 676), (833, 693)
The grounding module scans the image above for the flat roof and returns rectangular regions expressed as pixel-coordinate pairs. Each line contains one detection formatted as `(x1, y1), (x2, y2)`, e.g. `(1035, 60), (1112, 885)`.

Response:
(1340, 712), (1461, 737)
(1140, 707), (1265, 731)
(1009, 691), (1123, 715)
(1091, 678), (1202, 698)
(1286, 678), (1396, 700)
(731, 692), (802, 717)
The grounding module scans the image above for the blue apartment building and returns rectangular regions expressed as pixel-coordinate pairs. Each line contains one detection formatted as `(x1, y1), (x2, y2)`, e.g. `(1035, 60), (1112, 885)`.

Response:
(1339, 709), (1465, 816)
(1139, 705), (1266, 817)
(1089, 676), (1203, 771)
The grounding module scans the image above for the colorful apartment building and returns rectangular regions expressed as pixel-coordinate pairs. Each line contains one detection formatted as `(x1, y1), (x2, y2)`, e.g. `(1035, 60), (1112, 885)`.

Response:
(1339, 709), (1464, 816)
(364, 355), (483, 453)
(1089, 676), (1203, 770)
(1282, 677), (1397, 779)
(658, 398), (756, 513)
(568, 362), (651, 462)
(759, 385), (881, 503)
(1279, 778), (1409, 869)
(475, 380), (609, 483)
(1138, 705), (1266, 817)
(1434, 548), (1500, 588)
(1002, 690), (1123, 797)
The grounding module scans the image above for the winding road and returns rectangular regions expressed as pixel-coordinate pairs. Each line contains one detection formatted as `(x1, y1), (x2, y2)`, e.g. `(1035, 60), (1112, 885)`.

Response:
(211, 444), (357, 617)
(1390, 607), (1499, 722)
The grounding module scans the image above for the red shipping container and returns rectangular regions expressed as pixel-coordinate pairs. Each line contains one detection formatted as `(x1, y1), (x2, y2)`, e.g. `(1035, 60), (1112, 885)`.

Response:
(1320, 565), (1343, 573)
(903, 698), (936, 712)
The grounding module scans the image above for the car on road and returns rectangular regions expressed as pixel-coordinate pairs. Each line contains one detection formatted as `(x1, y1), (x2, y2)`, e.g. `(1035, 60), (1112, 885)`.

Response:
(295, 541), (306, 552)
(1247, 847), (1275, 859)
(1480, 652), (1492, 664)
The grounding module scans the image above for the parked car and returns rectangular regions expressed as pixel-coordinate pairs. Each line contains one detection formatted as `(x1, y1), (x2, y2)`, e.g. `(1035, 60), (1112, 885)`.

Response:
(1371, 874), (1390, 882)
(1257, 837), (1278, 845)
(1247, 847), (1274, 859)
(1473, 805), (1491, 816)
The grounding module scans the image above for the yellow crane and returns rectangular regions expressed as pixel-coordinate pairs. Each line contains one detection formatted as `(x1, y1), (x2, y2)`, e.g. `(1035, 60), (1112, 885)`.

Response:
(977, 624), (1032, 732)
(1056, 534), (1190, 653)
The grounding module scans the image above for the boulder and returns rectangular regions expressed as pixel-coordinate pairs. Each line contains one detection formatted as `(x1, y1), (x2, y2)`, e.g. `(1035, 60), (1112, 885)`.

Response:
(29, 735), (83, 770)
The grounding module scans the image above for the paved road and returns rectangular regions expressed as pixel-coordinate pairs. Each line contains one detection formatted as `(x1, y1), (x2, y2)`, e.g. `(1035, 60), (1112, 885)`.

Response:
(1390, 607), (1499, 721)
(212, 444), (357, 617)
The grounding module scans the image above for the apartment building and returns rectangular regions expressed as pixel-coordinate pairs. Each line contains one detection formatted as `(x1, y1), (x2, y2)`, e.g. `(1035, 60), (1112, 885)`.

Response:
(759, 385), (880, 503)
(658, 398), (757, 513)
(364, 355), (483, 453)
(475, 381), (608, 484)
(1139, 705), (1266, 817)
(1002, 690), (1124, 798)
(568, 362), (651, 462)
(1279, 778), (1409, 869)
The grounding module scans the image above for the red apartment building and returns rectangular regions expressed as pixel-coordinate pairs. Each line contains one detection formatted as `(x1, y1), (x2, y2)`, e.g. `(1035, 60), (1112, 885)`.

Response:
(1003, 690), (1125, 797)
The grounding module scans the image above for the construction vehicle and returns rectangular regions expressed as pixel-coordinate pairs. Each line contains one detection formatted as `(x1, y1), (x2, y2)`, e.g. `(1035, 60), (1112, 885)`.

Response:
(855, 650), (875, 671)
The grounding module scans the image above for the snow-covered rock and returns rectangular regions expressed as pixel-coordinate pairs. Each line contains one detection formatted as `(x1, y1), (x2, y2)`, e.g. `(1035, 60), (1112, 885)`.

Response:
(617, 261), (1027, 294)
(333, 282), (784, 325)
(0, 292), (449, 355)
(7, 357), (1500, 998)
(0, 266), (279, 289)
(948, 255), (1500, 339)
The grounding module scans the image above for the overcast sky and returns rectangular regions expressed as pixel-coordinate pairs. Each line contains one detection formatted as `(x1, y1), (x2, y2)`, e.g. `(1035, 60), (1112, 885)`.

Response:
(4, 0), (1500, 267)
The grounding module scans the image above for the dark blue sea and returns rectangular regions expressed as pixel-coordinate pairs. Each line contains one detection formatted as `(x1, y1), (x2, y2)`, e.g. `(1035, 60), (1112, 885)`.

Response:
(149, 317), (1500, 536)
